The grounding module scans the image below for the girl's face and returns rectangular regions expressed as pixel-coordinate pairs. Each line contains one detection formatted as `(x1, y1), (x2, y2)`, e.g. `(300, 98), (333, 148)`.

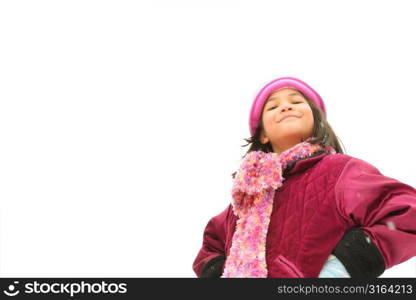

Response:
(260, 88), (314, 154)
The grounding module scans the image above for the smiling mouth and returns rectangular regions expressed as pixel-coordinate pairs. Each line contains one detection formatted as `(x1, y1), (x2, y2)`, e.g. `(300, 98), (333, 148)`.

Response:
(280, 116), (299, 122)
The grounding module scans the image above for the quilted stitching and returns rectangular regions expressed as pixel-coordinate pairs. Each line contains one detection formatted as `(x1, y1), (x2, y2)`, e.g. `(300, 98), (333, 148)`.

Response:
(264, 153), (353, 277)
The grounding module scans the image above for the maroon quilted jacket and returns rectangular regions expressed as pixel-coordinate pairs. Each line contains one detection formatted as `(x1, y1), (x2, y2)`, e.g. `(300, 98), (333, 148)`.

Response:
(193, 152), (416, 277)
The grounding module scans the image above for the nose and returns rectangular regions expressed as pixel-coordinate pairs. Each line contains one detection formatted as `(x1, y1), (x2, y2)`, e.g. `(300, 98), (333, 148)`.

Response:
(279, 102), (294, 113)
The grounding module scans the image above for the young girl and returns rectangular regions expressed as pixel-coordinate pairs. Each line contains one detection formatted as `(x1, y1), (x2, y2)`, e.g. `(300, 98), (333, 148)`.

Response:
(193, 77), (416, 278)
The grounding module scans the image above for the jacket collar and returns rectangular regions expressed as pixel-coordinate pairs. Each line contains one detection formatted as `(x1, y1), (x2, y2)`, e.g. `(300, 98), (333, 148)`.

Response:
(284, 150), (329, 176)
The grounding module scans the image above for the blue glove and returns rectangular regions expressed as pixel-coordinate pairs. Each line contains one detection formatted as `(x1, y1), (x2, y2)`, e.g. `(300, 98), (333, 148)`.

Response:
(318, 255), (350, 278)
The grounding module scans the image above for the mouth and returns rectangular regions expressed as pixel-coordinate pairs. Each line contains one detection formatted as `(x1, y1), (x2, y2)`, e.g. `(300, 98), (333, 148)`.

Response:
(279, 115), (299, 122)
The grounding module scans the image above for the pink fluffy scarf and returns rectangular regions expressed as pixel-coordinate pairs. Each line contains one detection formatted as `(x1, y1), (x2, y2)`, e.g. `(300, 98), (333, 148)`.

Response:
(221, 139), (336, 277)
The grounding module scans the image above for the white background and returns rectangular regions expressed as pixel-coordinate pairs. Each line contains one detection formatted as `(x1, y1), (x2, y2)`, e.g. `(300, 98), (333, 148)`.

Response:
(0, 0), (415, 277)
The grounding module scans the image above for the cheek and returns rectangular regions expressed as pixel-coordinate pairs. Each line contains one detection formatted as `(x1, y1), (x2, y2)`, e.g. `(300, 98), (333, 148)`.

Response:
(304, 110), (314, 131)
(261, 111), (274, 128)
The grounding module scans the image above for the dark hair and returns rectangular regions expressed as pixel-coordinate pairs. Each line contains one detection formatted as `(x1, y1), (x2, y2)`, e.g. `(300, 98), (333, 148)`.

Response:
(231, 95), (346, 178)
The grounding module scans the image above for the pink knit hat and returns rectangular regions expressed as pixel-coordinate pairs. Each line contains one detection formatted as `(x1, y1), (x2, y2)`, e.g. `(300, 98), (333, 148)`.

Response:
(249, 77), (326, 136)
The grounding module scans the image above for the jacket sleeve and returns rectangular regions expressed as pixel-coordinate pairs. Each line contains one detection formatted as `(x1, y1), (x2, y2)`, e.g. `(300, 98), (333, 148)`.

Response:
(334, 157), (416, 276)
(193, 205), (232, 277)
